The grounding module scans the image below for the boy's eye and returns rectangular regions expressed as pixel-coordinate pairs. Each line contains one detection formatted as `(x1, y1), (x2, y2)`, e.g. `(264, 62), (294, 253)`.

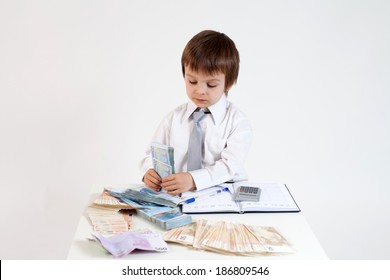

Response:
(207, 84), (217, 88)
(189, 80), (197, 85)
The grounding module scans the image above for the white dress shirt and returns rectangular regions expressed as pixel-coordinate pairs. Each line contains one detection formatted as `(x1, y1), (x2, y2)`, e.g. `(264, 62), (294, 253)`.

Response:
(139, 95), (253, 190)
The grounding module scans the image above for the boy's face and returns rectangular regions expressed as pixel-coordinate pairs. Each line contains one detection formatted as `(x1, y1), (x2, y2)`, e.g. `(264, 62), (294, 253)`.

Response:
(184, 65), (226, 108)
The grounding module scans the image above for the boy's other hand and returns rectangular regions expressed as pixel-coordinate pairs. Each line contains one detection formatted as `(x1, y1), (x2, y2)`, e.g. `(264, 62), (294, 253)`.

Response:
(143, 168), (162, 191)
(161, 172), (196, 195)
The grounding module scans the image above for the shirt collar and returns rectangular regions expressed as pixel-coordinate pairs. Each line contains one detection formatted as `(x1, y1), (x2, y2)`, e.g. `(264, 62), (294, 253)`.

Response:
(207, 94), (227, 125)
(185, 95), (227, 125)
(185, 101), (198, 120)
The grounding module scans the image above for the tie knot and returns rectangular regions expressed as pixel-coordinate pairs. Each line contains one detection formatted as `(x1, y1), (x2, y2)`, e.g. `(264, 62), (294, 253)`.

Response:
(192, 108), (208, 123)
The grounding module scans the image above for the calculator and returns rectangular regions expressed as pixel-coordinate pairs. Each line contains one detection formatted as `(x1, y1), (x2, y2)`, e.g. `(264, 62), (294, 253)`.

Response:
(233, 186), (262, 202)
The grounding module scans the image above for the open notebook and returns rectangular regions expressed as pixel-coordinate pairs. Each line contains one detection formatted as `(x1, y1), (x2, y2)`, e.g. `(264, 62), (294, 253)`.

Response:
(181, 182), (300, 214)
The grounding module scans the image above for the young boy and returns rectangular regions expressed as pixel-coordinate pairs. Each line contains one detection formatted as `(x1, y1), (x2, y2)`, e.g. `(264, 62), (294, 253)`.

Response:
(140, 30), (253, 195)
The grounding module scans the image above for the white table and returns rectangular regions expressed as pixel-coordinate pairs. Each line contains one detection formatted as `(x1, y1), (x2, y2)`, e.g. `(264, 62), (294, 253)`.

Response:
(67, 185), (328, 260)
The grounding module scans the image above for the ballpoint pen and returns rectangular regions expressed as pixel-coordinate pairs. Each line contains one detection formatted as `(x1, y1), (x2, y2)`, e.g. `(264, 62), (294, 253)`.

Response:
(184, 187), (230, 204)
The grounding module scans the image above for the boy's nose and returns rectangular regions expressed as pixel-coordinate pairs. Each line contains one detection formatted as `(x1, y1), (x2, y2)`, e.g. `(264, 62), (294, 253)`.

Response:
(195, 84), (207, 95)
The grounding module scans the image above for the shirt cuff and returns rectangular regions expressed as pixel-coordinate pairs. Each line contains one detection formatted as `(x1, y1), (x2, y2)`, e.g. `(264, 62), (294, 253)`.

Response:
(188, 169), (213, 191)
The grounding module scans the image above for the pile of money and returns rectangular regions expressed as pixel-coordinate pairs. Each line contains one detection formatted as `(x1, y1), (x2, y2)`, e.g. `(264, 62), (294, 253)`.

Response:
(164, 219), (294, 256)
(86, 206), (133, 234)
(137, 205), (192, 230)
(93, 229), (168, 258)
(107, 186), (187, 208)
(106, 187), (192, 230)
(151, 142), (175, 178)
(86, 191), (134, 234)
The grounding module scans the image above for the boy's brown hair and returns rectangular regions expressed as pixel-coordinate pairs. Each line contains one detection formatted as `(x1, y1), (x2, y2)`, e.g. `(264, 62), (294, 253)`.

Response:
(181, 30), (240, 94)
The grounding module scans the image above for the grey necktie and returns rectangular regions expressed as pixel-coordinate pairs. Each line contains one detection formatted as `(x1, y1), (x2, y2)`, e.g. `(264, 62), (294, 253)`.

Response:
(187, 108), (208, 171)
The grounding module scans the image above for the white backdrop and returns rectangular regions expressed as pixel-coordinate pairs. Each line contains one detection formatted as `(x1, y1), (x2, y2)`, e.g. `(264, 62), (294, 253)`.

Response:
(1, 0), (389, 259)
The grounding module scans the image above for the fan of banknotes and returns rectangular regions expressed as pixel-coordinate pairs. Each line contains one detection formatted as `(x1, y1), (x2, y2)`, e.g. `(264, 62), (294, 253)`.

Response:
(151, 142), (175, 178)
(164, 219), (294, 255)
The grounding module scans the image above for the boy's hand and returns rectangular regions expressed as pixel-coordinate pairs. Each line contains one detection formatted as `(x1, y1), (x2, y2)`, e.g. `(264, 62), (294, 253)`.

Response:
(143, 168), (162, 191)
(161, 172), (196, 195)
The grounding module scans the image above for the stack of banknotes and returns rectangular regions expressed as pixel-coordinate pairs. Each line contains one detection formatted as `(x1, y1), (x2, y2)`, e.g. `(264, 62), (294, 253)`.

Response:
(137, 205), (192, 230)
(151, 142), (175, 178)
(107, 187), (192, 230)
(108, 185), (187, 208)
(163, 219), (294, 255)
